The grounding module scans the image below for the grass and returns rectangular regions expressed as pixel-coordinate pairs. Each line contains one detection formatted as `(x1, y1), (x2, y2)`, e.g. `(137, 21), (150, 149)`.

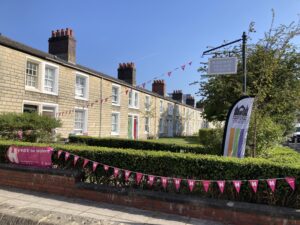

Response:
(147, 136), (201, 146)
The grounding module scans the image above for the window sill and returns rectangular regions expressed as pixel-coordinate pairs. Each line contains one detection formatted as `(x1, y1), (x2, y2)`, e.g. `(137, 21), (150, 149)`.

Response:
(25, 86), (40, 93)
(112, 103), (120, 106)
(75, 96), (89, 101)
(129, 106), (139, 110)
(43, 91), (58, 96)
(111, 132), (119, 136)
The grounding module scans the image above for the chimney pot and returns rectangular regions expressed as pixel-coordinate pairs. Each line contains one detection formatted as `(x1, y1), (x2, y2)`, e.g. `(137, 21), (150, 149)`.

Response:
(118, 62), (136, 86)
(152, 79), (166, 96)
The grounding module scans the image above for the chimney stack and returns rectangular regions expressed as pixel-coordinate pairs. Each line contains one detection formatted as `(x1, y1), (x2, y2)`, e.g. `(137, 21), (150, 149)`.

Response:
(186, 96), (195, 107)
(118, 62), (136, 86)
(152, 80), (166, 96)
(172, 90), (183, 103)
(48, 28), (76, 64)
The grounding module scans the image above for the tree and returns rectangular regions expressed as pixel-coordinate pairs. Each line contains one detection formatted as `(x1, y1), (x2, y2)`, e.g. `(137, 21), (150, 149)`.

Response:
(197, 14), (300, 154)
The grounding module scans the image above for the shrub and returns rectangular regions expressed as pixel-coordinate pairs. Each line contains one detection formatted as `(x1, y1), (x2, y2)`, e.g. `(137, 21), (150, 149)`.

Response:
(198, 128), (223, 153)
(0, 113), (62, 142)
(68, 135), (222, 155)
(0, 140), (298, 208)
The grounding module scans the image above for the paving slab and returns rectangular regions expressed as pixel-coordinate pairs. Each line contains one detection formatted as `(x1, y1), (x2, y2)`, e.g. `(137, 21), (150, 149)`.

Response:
(0, 186), (224, 225)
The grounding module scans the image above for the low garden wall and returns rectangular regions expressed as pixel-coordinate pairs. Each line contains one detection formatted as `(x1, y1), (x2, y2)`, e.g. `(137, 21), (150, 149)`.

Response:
(0, 163), (299, 225)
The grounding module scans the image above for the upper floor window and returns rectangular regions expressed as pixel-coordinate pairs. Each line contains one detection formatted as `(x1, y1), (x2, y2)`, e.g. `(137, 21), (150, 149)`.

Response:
(129, 90), (139, 108)
(168, 103), (173, 115)
(145, 96), (151, 111)
(112, 84), (120, 105)
(160, 100), (163, 113)
(75, 74), (89, 100)
(26, 61), (39, 88)
(44, 64), (58, 94)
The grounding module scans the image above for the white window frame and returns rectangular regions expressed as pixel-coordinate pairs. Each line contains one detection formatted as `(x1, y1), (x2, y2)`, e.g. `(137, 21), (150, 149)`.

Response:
(75, 73), (89, 101)
(160, 100), (163, 113)
(74, 107), (88, 134)
(145, 95), (151, 111)
(159, 118), (164, 133)
(168, 103), (173, 116)
(111, 112), (120, 135)
(43, 62), (59, 95)
(128, 113), (139, 139)
(112, 84), (121, 106)
(128, 90), (139, 109)
(144, 116), (150, 134)
(22, 100), (59, 118)
(25, 57), (42, 92)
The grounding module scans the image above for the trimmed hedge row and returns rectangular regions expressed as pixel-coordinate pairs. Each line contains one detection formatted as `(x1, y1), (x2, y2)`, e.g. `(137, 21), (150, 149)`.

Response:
(0, 140), (299, 208)
(68, 135), (222, 155)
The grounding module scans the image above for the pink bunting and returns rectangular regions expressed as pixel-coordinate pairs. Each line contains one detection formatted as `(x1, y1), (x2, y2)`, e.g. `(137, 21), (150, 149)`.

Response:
(142, 83), (146, 88)
(125, 89), (129, 95)
(136, 173), (143, 185)
(181, 65), (186, 71)
(187, 179), (195, 192)
(57, 150), (63, 158)
(83, 159), (89, 168)
(233, 180), (242, 193)
(92, 162), (98, 172)
(202, 180), (210, 192)
(125, 170), (131, 181)
(217, 180), (225, 193)
(161, 177), (168, 189)
(167, 71), (172, 77)
(103, 165), (109, 171)
(249, 180), (259, 193)
(285, 177), (295, 191)
(173, 178), (181, 191)
(73, 155), (79, 166)
(148, 175), (155, 187)
(114, 168), (119, 178)
(188, 61), (192, 66)
(267, 179), (276, 192)
(65, 152), (70, 161)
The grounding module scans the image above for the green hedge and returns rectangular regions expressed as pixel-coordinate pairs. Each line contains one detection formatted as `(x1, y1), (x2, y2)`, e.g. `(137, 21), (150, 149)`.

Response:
(68, 135), (222, 155)
(0, 140), (299, 208)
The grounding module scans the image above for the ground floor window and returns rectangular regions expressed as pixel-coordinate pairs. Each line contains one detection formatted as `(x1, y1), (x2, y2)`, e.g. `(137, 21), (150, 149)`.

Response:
(111, 112), (120, 135)
(74, 109), (87, 134)
(23, 104), (38, 113)
(145, 117), (150, 133)
(159, 118), (164, 133)
(42, 106), (56, 118)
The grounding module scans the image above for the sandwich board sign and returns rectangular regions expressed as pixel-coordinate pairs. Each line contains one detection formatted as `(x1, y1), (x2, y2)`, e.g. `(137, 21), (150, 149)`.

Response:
(208, 57), (238, 75)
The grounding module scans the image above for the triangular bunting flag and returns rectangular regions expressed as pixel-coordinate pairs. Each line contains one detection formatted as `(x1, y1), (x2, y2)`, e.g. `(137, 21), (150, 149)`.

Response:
(148, 175), (155, 187)
(105, 98), (108, 102)
(124, 170), (131, 181)
(202, 180), (210, 192)
(65, 152), (70, 161)
(233, 180), (242, 193)
(92, 162), (98, 172)
(181, 65), (185, 71)
(136, 173), (143, 185)
(217, 180), (225, 193)
(167, 71), (172, 77)
(285, 177), (295, 191)
(267, 179), (277, 192)
(249, 180), (259, 193)
(161, 177), (168, 189)
(83, 159), (89, 168)
(173, 178), (181, 191)
(187, 179), (195, 192)
(74, 155), (79, 166)
(114, 168), (119, 178)
(103, 165), (109, 171)
(188, 61), (192, 66)
(142, 83), (146, 88)
(57, 150), (63, 158)
(125, 89), (129, 95)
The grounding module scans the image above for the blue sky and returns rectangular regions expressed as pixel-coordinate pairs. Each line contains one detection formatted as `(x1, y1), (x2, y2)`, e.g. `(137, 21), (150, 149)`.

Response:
(0, 0), (299, 101)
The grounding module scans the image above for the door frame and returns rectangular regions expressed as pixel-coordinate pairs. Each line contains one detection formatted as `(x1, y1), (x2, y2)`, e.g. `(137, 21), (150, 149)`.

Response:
(128, 113), (139, 140)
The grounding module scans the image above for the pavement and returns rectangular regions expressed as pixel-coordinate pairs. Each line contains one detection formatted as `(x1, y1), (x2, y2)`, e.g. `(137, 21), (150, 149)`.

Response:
(0, 187), (224, 225)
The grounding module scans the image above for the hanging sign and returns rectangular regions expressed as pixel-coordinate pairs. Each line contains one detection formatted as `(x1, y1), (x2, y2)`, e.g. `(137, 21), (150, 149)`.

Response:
(7, 146), (53, 167)
(223, 96), (255, 158)
(208, 57), (238, 75)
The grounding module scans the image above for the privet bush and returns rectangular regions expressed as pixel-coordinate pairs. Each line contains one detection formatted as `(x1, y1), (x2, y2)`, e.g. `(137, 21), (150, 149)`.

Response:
(68, 135), (222, 155)
(0, 113), (61, 142)
(0, 140), (298, 208)
(198, 128), (223, 153)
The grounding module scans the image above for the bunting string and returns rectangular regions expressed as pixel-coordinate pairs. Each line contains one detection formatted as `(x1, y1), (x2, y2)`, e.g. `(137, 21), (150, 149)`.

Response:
(56, 60), (194, 118)
(56, 150), (296, 193)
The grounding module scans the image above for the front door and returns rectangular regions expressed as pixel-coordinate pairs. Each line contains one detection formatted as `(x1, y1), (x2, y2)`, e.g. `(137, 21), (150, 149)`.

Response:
(128, 115), (138, 140)
(128, 115), (133, 139)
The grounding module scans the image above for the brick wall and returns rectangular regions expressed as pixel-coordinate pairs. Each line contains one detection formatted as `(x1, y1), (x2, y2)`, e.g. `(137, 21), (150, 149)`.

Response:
(0, 164), (299, 225)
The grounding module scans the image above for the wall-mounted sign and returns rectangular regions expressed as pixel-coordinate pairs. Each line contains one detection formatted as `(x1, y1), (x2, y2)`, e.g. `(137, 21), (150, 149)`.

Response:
(7, 146), (53, 167)
(208, 57), (238, 75)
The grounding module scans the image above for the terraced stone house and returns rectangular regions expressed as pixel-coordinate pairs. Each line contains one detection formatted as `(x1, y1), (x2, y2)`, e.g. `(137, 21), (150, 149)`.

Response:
(0, 28), (205, 139)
